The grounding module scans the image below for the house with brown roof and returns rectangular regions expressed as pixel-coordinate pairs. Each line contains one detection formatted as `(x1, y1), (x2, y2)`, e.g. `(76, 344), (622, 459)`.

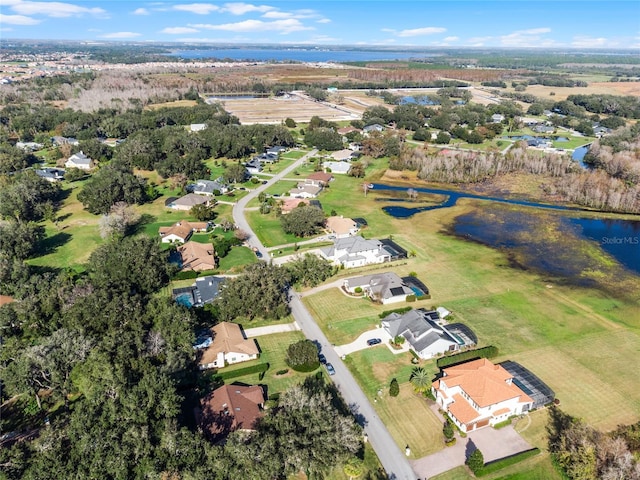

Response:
(158, 220), (208, 244)
(198, 322), (259, 370)
(177, 241), (216, 272)
(289, 183), (323, 199)
(432, 358), (534, 432)
(337, 126), (361, 136)
(167, 193), (212, 211)
(280, 198), (309, 214)
(306, 171), (334, 187)
(197, 384), (265, 439)
(325, 216), (359, 238)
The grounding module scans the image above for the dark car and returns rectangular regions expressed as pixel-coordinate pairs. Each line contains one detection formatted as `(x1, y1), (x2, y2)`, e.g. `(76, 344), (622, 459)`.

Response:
(254, 250), (263, 258)
(318, 353), (327, 364)
(367, 338), (382, 346)
(325, 363), (335, 375)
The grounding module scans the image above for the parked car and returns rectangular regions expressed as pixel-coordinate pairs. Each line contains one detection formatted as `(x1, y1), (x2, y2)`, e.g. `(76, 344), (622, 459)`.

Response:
(325, 363), (335, 375)
(367, 338), (382, 346)
(318, 353), (327, 364)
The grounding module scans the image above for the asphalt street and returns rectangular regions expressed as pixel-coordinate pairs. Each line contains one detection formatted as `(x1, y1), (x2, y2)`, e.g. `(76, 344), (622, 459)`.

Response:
(232, 150), (418, 479)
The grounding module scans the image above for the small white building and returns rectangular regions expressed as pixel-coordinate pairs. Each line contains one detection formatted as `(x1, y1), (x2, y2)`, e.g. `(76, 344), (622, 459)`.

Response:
(323, 161), (352, 175)
(65, 151), (93, 170)
(289, 184), (323, 199)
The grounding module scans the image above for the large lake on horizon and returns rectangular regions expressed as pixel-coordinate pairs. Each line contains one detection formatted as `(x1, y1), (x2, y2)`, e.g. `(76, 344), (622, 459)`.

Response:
(167, 48), (438, 62)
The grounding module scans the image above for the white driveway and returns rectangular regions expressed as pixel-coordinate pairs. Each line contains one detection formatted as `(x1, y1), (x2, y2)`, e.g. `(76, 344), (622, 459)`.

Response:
(334, 327), (410, 356)
(243, 322), (300, 338)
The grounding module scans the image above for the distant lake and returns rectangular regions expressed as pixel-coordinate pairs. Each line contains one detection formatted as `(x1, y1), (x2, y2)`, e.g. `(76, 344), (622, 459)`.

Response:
(167, 49), (438, 62)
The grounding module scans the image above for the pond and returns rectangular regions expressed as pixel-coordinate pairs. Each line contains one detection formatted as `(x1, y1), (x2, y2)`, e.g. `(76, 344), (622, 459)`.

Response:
(400, 95), (439, 106)
(374, 183), (640, 275)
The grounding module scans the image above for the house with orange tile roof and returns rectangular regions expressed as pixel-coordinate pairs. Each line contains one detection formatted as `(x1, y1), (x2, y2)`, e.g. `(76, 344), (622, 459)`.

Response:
(197, 384), (265, 439)
(306, 171), (334, 186)
(325, 215), (359, 238)
(177, 241), (216, 272)
(158, 220), (209, 244)
(432, 358), (533, 432)
(198, 322), (259, 370)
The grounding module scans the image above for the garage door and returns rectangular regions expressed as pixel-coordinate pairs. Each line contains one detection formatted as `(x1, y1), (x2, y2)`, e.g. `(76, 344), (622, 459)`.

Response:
(474, 418), (490, 429)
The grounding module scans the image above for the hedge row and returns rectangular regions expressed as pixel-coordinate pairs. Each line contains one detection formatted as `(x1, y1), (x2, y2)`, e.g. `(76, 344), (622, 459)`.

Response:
(217, 362), (269, 380)
(436, 346), (499, 368)
(477, 448), (541, 476)
(378, 306), (413, 319)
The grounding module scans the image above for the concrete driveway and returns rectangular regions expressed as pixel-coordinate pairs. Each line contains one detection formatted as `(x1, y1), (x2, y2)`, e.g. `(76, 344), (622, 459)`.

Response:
(334, 327), (391, 356)
(411, 420), (533, 479)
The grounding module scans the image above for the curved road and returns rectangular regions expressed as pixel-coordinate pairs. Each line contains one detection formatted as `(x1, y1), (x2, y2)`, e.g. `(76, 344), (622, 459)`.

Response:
(232, 150), (418, 480)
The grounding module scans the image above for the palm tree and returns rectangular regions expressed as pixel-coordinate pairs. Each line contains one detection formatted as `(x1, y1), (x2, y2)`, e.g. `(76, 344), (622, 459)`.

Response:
(343, 458), (364, 480)
(410, 367), (431, 393)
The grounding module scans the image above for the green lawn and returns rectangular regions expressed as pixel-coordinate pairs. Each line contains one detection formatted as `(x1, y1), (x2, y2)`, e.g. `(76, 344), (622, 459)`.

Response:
(245, 209), (302, 247)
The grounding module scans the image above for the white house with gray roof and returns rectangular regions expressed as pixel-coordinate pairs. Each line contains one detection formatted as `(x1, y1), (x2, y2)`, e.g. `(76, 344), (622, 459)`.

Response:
(382, 309), (462, 359)
(344, 272), (413, 304)
(320, 235), (391, 268)
(192, 179), (228, 195)
(65, 151), (93, 170)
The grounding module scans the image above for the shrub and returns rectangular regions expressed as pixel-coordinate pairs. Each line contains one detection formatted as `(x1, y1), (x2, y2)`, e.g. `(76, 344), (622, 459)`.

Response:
(286, 339), (320, 372)
(354, 286), (363, 294)
(389, 378), (399, 397)
(378, 306), (412, 319)
(466, 448), (484, 474)
(393, 335), (405, 345)
(493, 418), (513, 429)
(173, 270), (198, 280)
(476, 448), (540, 477)
(436, 346), (499, 368)
(406, 294), (416, 302)
(445, 438), (457, 447)
(217, 362), (269, 380)
(443, 420), (455, 441)
(275, 369), (289, 375)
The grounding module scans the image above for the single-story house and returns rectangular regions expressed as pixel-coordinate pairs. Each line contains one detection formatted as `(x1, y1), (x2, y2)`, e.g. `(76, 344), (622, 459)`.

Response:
(159, 220), (208, 244)
(16, 141), (43, 151)
(35, 167), (65, 182)
(325, 216), (359, 238)
(245, 158), (263, 175)
(527, 138), (552, 148)
(532, 125), (555, 134)
(323, 161), (352, 175)
(337, 126), (361, 136)
(65, 151), (93, 170)
(198, 322), (259, 370)
(491, 114), (505, 123)
(197, 384), (265, 438)
(51, 136), (79, 146)
(266, 145), (287, 155)
(172, 275), (225, 307)
(177, 241), (216, 272)
(518, 117), (540, 127)
(192, 179), (228, 196)
(168, 193), (211, 211)
(432, 358), (534, 432)
(344, 272), (413, 304)
(363, 124), (384, 133)
(320, 235), (391, 268)
(382, 309), (462, 357)
(255, 152), (278, 163)
(290, 184), (323, 199)
(306, 171), (334, 186)
(280, 198), (309, 214)
(331, 149), (360, 161)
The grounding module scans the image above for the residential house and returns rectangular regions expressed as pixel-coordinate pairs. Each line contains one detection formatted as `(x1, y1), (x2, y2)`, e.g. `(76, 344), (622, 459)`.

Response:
(35, 167), (65, 182)
(325, 216), (359, 238)
(198, 322), (259, 370)
(527, 138), (552, 148)
(280, 198), (309, 214)
(172, 275), (225, 307)
(432, 358), (534, 432)
(266, 145), (287, 155)
(159, 220), (208, 243)
(382, 309), (462, 357)
(306, 171), (334, 186)
(65, 151), (93, 170)
(245, 158), (263, 175)
(491, 114), (505, 123)
(532, 125), (555, 134)
(363, 124), (384, 133)
(197, 384), (265, 438)
(290, 183), (323, 199)
(331, 149), (360, 161)
(52, 136), (79, 146)
(256, 152), (279, 164)
(167, 193), (211, 211)
(320, 235), (392, 268)
(192, 179), (228, 196)
(344, 272), (413, 304)
(337, 126), (361, 136)
(177, 241), (216, 272)
(518, 117), (540, 127)
(16, 141), (43, 151)
(323, 161), (352, 175)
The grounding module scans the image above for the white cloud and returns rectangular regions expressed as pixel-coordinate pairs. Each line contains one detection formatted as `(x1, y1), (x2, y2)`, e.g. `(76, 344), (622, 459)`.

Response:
(500, 27), (552, 47)
(191, 18), (312, 34)
(100, 31), (142, 39)
(10, 1), (108, 18)
(468, 36), (493, 44)
(316, 18), (330, 24)
(173, 3), (220, 15)
(222, 2), (275, 15)
(132, 8), (149, 15)
(571, 36), (610, 48)
(0, 13), (40, 25)
(443, 36), (459, 42)
(161, 26), (199, 34)
(397, 27), (446, 37)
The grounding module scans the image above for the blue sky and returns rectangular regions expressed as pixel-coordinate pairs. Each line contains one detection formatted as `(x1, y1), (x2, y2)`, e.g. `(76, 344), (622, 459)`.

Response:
(1, 0), (639, 49)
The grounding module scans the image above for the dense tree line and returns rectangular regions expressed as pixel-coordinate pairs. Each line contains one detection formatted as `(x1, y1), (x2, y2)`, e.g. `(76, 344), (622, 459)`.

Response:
(547, 406), (640, 480)
(0, 171), (61, 222)
(567, 94), (640, 119)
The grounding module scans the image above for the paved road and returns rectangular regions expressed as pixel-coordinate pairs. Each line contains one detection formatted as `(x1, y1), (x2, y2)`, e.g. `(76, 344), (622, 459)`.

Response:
(232, 150), (418, 480)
